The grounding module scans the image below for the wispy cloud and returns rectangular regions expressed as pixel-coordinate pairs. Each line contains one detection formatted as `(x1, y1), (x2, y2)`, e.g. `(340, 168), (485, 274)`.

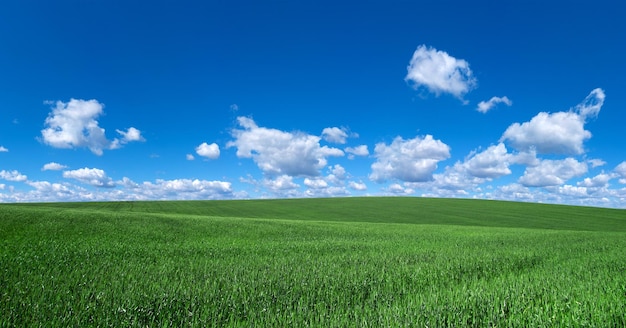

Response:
(476, 96), (512, 113)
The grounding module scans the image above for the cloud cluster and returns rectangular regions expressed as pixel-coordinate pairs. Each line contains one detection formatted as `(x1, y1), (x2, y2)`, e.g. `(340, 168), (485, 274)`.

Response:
(518, 158), (588, 187)
(0, 170), (27, 182)
(41, 99), (144, 155)
(227, 117), (344, 177)
(405, 45), (477, 100)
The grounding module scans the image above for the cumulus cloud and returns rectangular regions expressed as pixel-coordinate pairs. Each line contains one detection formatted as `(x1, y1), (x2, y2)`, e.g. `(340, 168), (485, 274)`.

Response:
(145, 179), (231, 195)
(577, 173), (612, 188)
(328, 164), (346, 180)
(476, 96), (512, 113)
(464, 143), (512, 179)
(614, 161), (626, 184)
(518, 158), (587, 187)
(186, 154), (195, 161)
(501, 112), (590, 155)
(348, 181), (367, 191)
(63, 167), (115, 188)
(322, 127), (349, 144)
(500, 89), (604, 155)
(262, 175), (300, 196)
(304, 178), (328, 189)
(227, 117), (344, 177)
(0, 146), (7, 152)
(370, 134), (450, 183)
(41, 99), (143, 155)
(27, 181), (72, 194)
(113, 127), (145, 147)
(42, 162), (68, 171)
(345, 145), (369, 159)
(405, 45), (477, 100)
(0, 170), (27, 182)
(195, 142), (220, 160)
(386, 183), (415, 195)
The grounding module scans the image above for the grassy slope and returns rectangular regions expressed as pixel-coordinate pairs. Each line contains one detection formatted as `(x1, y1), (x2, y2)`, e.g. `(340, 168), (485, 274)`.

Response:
(1, 197), (625, 326)
(5, 197), (626, 231)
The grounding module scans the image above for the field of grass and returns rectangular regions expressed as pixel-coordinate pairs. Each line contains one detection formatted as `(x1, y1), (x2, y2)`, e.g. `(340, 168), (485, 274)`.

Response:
(1, 197), (625, 326)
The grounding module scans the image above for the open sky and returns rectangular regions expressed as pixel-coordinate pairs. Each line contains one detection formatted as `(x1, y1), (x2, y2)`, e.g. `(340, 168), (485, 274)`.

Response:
(1, 0), (626, 207)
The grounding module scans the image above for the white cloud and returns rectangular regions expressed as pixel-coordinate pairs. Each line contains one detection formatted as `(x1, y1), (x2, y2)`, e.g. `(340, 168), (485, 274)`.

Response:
(27, 181), (72, 194)
(114, 127), (145, 145)
(575, 88), (605, 120)
(558, 184), (589, 197)
(518, 158), (588, 187)
(304, 178), (328, 189)
(500, 89), (604, 155)
(501, 112), (589, 155)
(0, 170), (27, 182)
(588, 159), (606, 168)
(321, 127), (349, 144)
(63, 168), (115, 188)
(325, 164), (347, 185)
(0, 146), (7, 152)
(195, 142), (220, 160)
(146, 179), (231, 195)
(345, 145), (369, 159)
(410, 162), (484, 195)
(330, 164), (346, 179)
(370, 134), (450, 183)
(304, 186), (350, 198)
(261, 175), (300, 197)
(386, 183), (414, 195)
(348, 181), (367, 191)
(227, 117), (344, 177)
(42, 162), (68, 171)
(41, 99), (143, 155)
(614, 161), (626, 184)
(405, 45), (476, 100)
(510, 149), (540, 167)
(464, 143), (512, 179)
(476, 96), (512, 113)
(186, 154), (195, 161)
(577, 173), (612, 188)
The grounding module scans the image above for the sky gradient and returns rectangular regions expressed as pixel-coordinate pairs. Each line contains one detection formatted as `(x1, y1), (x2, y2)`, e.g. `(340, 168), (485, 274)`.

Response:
(1, 0), (626, 207)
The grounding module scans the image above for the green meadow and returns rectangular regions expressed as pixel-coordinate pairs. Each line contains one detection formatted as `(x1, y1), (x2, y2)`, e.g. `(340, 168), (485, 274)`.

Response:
(1, 197), (625, 327)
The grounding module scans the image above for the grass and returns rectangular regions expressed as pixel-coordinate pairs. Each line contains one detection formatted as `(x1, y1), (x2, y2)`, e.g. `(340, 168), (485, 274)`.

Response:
(1, 197), (625, 326)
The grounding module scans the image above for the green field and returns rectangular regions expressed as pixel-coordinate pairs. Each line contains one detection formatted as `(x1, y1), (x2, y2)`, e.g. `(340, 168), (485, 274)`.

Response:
(1, 197), (625, 327)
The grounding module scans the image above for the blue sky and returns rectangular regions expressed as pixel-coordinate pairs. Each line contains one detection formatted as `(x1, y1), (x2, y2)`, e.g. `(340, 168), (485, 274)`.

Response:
(1, 0), (626, 207)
